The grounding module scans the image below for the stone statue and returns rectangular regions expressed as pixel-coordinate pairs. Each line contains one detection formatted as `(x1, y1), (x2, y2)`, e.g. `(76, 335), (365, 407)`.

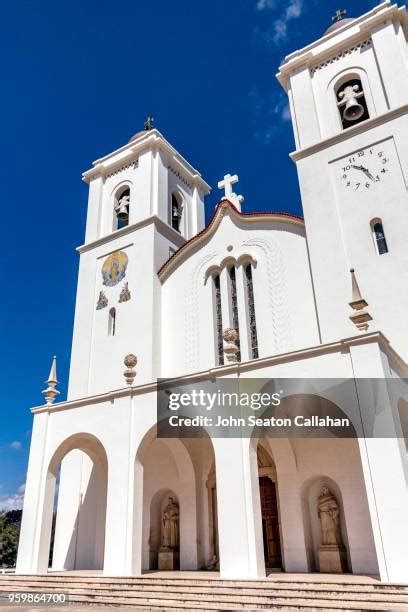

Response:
(162, 497), (179, 550)
(318, 486), (343, 546)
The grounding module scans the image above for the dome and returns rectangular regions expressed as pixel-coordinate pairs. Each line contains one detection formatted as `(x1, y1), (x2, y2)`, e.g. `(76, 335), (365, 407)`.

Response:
(325, 17), (355, 35)
(128, 130), (149, 143)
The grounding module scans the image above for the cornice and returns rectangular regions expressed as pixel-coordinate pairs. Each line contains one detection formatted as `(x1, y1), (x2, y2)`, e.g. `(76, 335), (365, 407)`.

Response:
(290, 105), (408, 162)
(277, 2), (404, 88)
(82, 129), (211, 194)
(77, 215), (186, 254)
(31, 331), (407, 415)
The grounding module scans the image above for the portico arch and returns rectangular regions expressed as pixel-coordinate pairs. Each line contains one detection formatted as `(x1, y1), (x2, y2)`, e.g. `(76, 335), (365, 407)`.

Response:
(37, 433), (108, 572)
(134, 425), (216, 573)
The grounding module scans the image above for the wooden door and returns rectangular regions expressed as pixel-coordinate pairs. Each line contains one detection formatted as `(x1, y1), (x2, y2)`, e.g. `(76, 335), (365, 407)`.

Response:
(259, 476), (282, 568)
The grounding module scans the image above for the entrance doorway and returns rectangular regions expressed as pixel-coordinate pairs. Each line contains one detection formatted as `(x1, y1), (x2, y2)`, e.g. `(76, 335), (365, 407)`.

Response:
(259, 476), (281, 568)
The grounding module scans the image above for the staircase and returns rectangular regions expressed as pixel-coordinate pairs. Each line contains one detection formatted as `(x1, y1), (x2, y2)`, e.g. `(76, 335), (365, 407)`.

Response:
(0, 573), (408, 611)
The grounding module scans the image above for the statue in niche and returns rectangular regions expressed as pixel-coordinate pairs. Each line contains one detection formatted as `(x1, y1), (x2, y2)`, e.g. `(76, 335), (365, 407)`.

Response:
(161, 497), (179, 550)
(318, 486), (343, 546)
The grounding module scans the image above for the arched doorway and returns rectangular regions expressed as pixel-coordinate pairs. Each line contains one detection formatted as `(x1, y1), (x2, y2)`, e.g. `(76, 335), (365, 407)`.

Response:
(257, 443), (282, 569)
(259, 476), (281, 568)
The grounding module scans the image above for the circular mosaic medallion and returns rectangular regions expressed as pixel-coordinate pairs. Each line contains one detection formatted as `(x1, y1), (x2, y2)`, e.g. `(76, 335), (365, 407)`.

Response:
(102, 251), (128, 287)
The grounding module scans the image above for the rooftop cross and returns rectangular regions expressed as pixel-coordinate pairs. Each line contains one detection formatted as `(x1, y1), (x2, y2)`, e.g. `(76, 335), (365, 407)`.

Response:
(218, 173), (239, 199)
(332, 8), (347, 23)
(144, 116), (154, 131)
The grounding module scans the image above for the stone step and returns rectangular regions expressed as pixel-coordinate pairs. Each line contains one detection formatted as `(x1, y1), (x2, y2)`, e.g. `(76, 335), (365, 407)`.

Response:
(1, 585), (408, 610)
(54, 593), (408, 610)
(3, 574), (408, 592)
(1, 582), (408, 603)
(1, 577), (407, 597)
(2, 575), (408, 611)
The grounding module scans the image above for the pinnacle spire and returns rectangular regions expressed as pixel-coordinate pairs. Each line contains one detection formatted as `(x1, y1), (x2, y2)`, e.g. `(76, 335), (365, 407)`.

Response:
(348, 269), (373, 332)
(42, 356), (60, 405)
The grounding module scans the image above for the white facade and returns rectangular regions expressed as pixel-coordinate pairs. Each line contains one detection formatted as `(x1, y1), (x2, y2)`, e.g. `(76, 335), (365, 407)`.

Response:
(17, 2), (408, 583)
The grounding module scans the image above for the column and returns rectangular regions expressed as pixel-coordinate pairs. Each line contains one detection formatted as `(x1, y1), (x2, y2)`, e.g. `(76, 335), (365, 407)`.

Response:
(16, 412), (52, 574)
(350, 339), (408, 582)
(103, 395), (142, 576)
(289, 64), (321, 149)
(213, 437), (265, 579)
(84, 175), (103, 243)
(372, 20), (408, 109)
(190, 186), (205, 237)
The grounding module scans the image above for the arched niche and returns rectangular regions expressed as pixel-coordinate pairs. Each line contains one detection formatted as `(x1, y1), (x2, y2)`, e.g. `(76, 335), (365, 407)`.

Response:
(112, 183), (131, 230)
(148, 489), (179, 570)
(301, 476), (350, 573)
(328, 67), (375, 133)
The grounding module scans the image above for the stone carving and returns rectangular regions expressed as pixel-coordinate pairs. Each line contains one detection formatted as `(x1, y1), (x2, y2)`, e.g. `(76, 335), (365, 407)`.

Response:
(310, 39), (371, 73)
(223, 328), (239, 363)
(119, 282), (131, 303)
(123, 354), (137, 386)
(243, 238), (291, 353)
(317, 486), (348, 573)
(161, 497), (179, 550)
(96, 290), (108, 310)
(318, 486), (343, 546)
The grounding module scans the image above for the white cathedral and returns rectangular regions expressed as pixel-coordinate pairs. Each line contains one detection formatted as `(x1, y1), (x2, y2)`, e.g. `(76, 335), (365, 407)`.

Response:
(16, 1), (408, 584)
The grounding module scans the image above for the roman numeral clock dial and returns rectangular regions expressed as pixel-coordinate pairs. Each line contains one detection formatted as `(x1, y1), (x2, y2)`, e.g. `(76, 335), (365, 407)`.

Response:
(338, 143), (391, 192)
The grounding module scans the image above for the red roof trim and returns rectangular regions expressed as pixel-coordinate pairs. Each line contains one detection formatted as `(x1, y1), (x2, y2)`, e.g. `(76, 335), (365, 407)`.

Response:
(158, 199), (304, 280)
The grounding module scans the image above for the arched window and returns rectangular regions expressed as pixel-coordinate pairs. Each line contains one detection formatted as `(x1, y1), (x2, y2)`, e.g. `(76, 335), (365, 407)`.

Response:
(228, 266), (241, 362)
(336, 78), (369, 130)
(213, 275), (224, 366)
(114, 187), (130, 230)
(371, 219), (388, 255)
(108, 307), (116, 336)
(245, 264), (259, 359)
(171, 193), (182, 232)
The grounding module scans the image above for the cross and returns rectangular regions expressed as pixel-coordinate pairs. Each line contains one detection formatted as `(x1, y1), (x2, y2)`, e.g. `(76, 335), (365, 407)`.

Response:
(332, 8), (346, 23)
(144, 116), (154, 131)
(218, 173), (239, 199)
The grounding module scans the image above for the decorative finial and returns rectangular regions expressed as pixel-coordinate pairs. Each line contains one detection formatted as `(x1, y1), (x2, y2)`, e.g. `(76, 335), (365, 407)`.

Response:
(349, 269), (373, 332)
(223, 328), (240, 363)
(332, 8), (347, 23)
(144, 116), (154, 131)
(123, 354), (138, 386)
(217, 173), (244, 212)
(42, 356), (60, 405)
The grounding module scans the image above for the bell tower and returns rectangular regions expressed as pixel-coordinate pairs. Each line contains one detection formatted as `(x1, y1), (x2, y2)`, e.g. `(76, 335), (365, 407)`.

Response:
(278, 1), (408, 358)
(68, 125), (210, 399)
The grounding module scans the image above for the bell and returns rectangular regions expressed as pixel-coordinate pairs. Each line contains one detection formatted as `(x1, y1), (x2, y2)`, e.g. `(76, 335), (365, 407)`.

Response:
(343, 96), (364, 122)
(115, 197), (129, 220)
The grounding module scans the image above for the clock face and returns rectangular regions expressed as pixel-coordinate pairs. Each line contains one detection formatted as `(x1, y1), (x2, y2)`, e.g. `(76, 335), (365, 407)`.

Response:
(338, 143), (390, 192)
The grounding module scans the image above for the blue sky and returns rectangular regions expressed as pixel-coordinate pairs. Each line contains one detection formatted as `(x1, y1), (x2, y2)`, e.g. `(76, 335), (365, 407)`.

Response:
(0, 0), (380, 510)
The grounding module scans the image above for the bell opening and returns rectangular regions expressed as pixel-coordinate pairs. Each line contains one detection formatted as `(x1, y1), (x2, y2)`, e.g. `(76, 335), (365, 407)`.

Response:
(114, 187), (130, 229)
(336, 78), (369, 130)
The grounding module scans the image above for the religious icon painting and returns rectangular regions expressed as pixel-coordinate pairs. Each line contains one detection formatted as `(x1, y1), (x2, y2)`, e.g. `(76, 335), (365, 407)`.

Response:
(102, 250), (128, 287)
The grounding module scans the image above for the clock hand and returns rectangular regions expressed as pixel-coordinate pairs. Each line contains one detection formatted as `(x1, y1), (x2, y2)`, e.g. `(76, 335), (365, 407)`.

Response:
(351, 164), (375, 182)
